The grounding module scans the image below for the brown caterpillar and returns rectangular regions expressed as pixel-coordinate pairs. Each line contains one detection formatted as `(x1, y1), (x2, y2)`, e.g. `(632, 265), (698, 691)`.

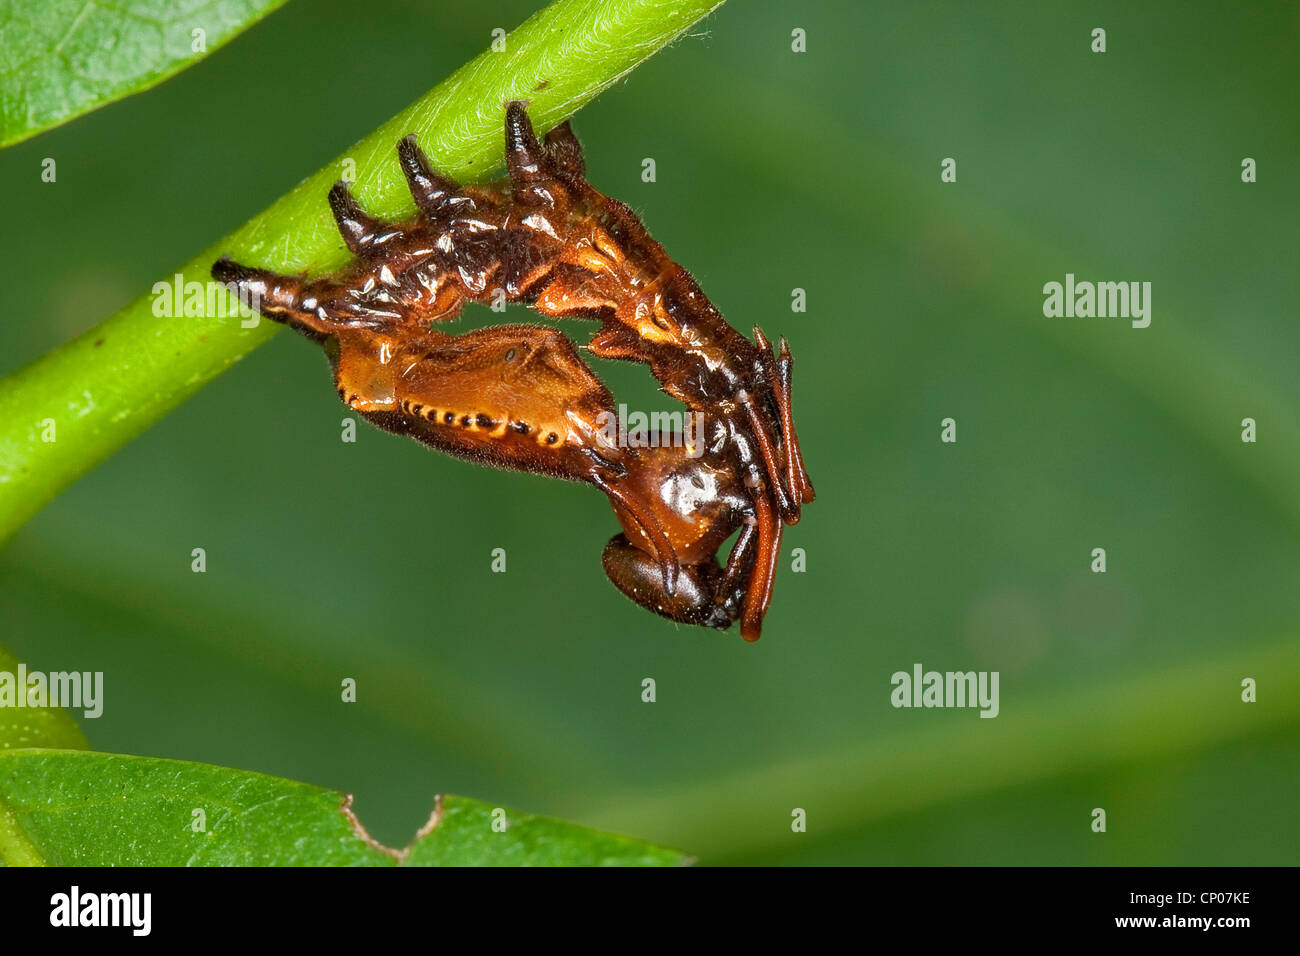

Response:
(213, 102), (813, 641)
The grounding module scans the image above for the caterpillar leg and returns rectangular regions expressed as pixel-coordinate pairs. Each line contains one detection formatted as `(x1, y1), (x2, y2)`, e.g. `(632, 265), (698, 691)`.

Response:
(396, 134), (467, 219)
(212, 180), (410, 332)
(542, 121), (585, 183)
(504, 101), (588, 208)
(212, 234), (468, 337)
(327, 181), (397, 258)
(210, 256), (322, 335)
(737, 491), (783, 642)
(505, 100), (553, 205)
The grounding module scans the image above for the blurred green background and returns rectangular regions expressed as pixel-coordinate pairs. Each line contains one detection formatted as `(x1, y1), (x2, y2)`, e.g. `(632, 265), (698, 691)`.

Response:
(2, 0), (1297, 864)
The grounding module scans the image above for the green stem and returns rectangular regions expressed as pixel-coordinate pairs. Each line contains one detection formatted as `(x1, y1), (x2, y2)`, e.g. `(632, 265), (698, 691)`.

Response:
(0, 0), (725, 543)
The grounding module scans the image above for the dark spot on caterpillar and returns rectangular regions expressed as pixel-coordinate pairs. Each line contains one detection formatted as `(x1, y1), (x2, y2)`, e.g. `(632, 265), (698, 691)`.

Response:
(504, 348), (516, 361)
(461, 415), (472, 426)
(512, 421), (529, 434)
(546, 432), (558, 445)
(476, 413), (494, 428)
(444, 412), (455, 424)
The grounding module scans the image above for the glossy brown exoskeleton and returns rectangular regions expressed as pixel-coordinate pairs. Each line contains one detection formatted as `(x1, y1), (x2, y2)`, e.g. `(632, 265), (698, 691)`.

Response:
(213, 102), (813, 640)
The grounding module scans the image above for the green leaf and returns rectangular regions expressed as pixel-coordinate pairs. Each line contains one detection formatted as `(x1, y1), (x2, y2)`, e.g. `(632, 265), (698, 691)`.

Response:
(403, 795), (689, 866)
(0, 751), (688, 865)
(0, 643), (87, 866)
(0, 0), (727, 543)
(0, 644), (88, 752)
(0, 0), (290, 148)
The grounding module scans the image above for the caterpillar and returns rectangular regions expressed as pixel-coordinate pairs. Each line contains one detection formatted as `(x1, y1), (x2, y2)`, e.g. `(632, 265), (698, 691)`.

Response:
(213, 101), (813, 641)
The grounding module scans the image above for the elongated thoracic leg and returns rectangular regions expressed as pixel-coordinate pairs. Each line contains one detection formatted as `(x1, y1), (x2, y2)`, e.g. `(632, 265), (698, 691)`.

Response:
(738, 492), (782, 642)
(210, 256), (322, 335)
